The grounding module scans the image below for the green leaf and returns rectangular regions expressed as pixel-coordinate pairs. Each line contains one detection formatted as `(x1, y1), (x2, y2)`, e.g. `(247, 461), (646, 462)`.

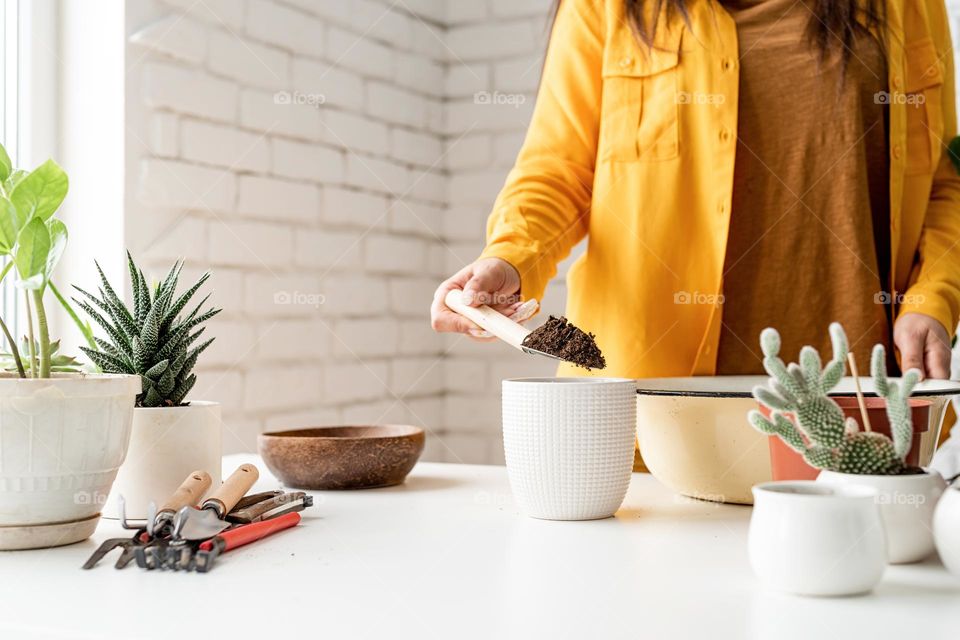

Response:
(5, 170), (27, 193)
(10, 159), (68, 222)
(0, 198), (20, 252)
(45, 219), (67, 278)
(0, 144), (11, 182)
(14, 217), (50, 289)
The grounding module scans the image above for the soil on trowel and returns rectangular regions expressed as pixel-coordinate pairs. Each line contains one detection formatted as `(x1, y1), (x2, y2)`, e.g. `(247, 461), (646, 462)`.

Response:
(522, 315), (606, 370)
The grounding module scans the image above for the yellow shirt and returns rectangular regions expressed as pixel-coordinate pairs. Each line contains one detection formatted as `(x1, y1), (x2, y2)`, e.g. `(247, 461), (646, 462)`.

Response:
(478, 0), (960, 379)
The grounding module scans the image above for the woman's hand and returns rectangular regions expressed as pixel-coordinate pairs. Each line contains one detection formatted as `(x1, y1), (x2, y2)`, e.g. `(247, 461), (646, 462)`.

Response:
(894, 312), (952, 379)
(431, 258), (521, 335)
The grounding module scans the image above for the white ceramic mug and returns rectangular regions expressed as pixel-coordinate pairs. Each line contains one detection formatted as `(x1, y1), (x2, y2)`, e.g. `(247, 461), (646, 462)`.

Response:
(934, 482), (960, 577)
(817, 469), (946, 564)
(749, 481), (887, 596)
(502, 377), (636, 520)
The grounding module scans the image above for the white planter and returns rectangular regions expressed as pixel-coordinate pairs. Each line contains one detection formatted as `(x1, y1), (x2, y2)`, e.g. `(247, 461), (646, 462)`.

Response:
(104, 401), (221, 520)
(934, 482), (960, 577)
(749, 481), (887, 596)
(0, 373), (140, 550)
(817, 469), (946, 564)
(502, 378), (636, 520)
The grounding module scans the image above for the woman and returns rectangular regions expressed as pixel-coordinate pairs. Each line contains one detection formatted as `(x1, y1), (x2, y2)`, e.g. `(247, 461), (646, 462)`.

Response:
(431, 0), (959, 387)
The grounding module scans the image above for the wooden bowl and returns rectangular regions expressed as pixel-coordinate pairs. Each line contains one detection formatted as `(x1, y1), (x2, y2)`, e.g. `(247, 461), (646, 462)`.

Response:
(258, 425), (426, 490)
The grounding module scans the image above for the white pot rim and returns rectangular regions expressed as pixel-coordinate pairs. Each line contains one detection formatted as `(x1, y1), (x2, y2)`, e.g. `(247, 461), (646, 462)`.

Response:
(0, 372), (140, 397)
(754, 480), (879, 501)
(133, 399), (220, 412)
(504, 377), (634, 385)
(818, 469), (943, 483)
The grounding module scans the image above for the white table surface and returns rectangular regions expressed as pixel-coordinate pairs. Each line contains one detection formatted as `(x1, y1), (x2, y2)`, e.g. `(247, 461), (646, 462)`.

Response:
(1, 454), (959, 640)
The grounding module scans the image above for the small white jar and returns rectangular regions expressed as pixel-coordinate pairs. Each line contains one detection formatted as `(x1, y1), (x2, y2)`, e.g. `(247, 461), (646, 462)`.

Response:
(750, 481), (887, 596)
(934, 482), (960, 577)
(817, 469), (946, 564)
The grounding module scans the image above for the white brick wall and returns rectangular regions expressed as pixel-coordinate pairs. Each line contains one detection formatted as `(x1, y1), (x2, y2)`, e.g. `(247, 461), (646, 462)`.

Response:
(125, 0), (557, 464)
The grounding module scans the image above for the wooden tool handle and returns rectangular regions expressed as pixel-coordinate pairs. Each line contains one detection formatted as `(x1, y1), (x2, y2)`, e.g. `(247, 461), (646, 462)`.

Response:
(199, 512), (301, 553)
(203, 464), (260, 516)
(444, 289), (530, 350)
(158, 471), (212, 514)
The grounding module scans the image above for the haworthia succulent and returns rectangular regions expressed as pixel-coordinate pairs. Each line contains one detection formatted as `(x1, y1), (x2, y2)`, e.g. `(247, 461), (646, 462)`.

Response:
(76, 253), (220, 407)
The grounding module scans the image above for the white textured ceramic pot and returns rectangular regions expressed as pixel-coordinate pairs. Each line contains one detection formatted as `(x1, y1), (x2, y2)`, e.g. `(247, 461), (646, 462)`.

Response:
(933, 482), (960, 577)
(817, 469), (946, 564)
(502, 378), (636, 520)
(105, 401), (221, 520)
(0, 373), (140, 550)
(749, 481), (886, 596)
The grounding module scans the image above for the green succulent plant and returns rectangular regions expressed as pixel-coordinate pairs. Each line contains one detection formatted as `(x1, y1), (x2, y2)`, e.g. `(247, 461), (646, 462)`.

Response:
(0, 339), (81, 373)
(748, 322), (920, 475)
(74, 253), (220, 407)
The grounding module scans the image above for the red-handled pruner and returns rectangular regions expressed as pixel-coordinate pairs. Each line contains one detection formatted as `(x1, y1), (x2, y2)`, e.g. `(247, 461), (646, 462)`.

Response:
(190, 511), (301, 572)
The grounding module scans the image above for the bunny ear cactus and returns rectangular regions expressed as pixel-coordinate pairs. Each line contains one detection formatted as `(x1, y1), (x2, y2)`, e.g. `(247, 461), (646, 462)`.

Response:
(748, 323), (921, 476)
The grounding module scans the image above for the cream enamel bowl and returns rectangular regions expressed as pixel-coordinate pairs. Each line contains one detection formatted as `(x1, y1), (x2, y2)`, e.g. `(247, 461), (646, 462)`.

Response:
(635, 376), (960, 505)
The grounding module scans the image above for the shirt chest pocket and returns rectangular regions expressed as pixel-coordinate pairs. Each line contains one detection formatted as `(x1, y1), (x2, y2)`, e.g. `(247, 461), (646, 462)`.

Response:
(599, 32), (683, 163)
(903, 38), (944, 176)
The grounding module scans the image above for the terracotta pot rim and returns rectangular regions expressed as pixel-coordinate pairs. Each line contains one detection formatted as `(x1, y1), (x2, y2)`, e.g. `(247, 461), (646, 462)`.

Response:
(260, 424), (425, 441)
(833, 397), (932, 409)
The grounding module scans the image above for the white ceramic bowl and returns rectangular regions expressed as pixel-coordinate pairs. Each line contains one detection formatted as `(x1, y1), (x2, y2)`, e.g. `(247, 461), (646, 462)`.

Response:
(636, 376), (960, 505)
(817, 469), (946, 564)
(934, 482), (960, 577)
(750, 481), (887, 596)
(502, 378), (636, 520)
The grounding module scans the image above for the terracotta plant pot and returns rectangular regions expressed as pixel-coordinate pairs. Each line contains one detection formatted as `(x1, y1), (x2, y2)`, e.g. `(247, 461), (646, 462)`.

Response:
(765, 397), (932, 482)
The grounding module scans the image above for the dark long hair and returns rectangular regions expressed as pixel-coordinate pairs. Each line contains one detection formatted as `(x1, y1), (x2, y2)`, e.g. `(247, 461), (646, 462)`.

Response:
(558, 0), (886, 66)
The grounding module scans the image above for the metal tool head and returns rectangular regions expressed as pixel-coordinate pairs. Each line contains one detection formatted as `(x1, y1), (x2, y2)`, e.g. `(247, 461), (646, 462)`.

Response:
(177, 507), (231, 541)
(118, 496), (139, 530)
(145, 501), (157, 538)
(81, 538), (128, 570)
(520, 346), (564, 362)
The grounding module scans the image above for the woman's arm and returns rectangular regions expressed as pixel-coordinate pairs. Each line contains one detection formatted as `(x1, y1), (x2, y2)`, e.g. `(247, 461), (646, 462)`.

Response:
(897, 1), (960, 378)
(476, 0), (603, 304)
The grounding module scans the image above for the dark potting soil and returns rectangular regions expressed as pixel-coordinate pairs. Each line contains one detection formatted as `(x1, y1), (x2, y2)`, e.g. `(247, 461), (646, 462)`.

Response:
(522, 315), (606, 370)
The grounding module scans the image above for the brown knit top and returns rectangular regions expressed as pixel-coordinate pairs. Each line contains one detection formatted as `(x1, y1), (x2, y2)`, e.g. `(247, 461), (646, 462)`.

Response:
(716, 0), (894, 373)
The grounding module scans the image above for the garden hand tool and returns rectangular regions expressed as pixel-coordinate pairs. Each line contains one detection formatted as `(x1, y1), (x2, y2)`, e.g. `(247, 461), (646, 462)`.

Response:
(173, 463), (260, 541)
(189, 511), (302, 572)
(226, 491), (312, 524)
(82, 469), (211, 570)
(229, 490), (284, 513)
(444, 289), (561, 363)
(151, 470), (212, 537)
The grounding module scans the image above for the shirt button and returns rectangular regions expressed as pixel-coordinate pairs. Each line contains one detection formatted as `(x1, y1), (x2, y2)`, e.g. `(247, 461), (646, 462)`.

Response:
(619, 56), (632, 68)
(721, 58), (733, 71)
(717, 201), (727, 215)
(719, 127), (731, 142)
(893, 144), (903, 159)
(892, 75), (903, 90)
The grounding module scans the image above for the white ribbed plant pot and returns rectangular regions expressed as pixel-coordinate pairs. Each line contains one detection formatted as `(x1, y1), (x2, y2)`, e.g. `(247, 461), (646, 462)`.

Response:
(0, 373), (140, 550)
(502, 378), (636, 520)
(104, 401), (221, 520)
